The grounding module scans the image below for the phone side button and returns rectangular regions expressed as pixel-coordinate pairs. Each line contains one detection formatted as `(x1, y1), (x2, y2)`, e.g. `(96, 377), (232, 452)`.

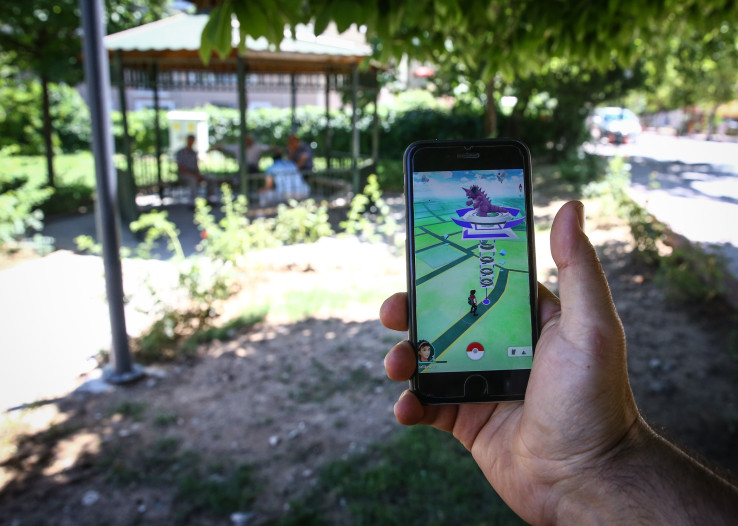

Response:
(464, 374), (488, 400)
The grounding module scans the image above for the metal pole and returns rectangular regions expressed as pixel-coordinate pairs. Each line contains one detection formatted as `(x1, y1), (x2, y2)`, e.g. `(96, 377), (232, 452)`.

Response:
(351, 65), (360, 194)
(237, 55), (248, 196)
(79, 0), (142, 384)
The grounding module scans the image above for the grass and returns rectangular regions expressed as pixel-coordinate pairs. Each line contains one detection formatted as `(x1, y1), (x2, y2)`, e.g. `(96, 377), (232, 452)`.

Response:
(181, 308), (269, 352)
(272, 426), (524, 525)
(271, 287), (392, 322)
(99, 435), (258, 523)
(111, 400), (147, 421)
(133, 306), (268, 364)
(154, 411), (180, 428)
(288, 361), (381, 403)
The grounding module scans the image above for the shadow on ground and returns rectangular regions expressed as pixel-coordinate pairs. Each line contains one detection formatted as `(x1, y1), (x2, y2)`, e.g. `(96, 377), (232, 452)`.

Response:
(0, 314), (405, 524)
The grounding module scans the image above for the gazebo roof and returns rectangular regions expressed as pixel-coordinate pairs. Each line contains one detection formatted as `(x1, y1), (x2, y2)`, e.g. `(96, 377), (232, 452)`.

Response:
(104, 13), (373, 74)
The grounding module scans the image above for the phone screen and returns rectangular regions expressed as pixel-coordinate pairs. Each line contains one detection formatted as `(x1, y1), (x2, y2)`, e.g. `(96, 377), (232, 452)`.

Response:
(405, 140), (537, 403)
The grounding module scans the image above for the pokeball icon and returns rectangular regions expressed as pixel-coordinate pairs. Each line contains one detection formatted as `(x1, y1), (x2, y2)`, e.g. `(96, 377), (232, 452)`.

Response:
(466, 342), (485, 361)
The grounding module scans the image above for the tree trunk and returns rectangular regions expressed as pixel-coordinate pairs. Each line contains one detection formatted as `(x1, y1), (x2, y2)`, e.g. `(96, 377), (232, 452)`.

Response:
(509, 88), (532, 139)
(41, 73), (55, 188)
(484, 79), (497, 137)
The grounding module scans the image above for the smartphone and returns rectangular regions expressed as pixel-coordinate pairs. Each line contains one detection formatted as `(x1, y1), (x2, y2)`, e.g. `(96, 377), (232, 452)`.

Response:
(404, 139), (538, 404)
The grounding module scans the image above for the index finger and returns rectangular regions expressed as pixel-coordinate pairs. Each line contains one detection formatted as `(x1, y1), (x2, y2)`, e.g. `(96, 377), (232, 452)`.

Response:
(380, 292), (408, 332)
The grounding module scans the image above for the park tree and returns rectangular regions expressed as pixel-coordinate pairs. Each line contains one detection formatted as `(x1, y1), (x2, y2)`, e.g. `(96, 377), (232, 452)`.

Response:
(640, 21), (738, 135)
(200, 0), (738, 137)
(0, 1), (84, 187)
(0, 0), (172, 187)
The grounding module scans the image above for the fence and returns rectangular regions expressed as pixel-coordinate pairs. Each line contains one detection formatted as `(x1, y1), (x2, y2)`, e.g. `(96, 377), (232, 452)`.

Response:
(116, 150), (373, 207)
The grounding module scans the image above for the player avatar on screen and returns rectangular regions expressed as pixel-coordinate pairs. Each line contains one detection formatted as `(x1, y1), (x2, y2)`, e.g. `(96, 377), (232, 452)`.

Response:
(468, 289), (478, 316)
(417, 340), (435, 363)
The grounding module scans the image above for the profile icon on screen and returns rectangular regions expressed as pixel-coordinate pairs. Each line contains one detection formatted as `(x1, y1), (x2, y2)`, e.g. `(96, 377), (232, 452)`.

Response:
(417, 340), (435, 363)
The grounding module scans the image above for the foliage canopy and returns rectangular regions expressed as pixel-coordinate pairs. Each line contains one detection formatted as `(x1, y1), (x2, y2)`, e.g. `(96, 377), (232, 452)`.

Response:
(202, 0), (738, 82)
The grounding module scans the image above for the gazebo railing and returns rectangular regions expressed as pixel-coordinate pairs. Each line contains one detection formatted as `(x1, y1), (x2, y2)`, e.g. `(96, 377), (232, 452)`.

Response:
(118, 151), (374, 207)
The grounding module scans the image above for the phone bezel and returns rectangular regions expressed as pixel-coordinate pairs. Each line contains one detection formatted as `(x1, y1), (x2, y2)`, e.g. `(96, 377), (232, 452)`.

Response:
(404, 139), (539, 404)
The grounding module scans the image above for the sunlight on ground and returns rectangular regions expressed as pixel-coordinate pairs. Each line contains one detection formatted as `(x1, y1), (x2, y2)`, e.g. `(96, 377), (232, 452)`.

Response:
(0, 236), (405, 412)
(0, 404), (66, 490)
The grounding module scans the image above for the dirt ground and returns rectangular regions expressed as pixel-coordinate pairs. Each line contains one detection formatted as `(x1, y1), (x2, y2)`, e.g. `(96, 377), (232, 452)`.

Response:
(1, 195), (738, 525)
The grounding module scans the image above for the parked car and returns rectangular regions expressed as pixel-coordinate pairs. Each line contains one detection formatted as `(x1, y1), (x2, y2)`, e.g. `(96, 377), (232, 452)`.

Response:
(588, 107), (642, 144)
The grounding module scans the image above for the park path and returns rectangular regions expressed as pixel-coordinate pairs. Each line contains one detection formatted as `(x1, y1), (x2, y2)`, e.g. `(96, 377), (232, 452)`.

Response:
(0, 252), (180, 411)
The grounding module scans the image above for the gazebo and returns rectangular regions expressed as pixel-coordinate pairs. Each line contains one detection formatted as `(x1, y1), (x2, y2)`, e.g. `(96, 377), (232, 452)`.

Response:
(104, 12), (380, 213)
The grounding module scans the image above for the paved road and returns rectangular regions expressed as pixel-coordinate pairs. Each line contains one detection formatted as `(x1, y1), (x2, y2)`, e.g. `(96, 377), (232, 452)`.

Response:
(589, 132), (738, 279)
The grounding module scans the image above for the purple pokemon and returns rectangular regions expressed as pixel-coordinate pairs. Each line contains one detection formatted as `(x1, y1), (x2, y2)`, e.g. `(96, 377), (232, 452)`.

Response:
(463, 185), (507, 217)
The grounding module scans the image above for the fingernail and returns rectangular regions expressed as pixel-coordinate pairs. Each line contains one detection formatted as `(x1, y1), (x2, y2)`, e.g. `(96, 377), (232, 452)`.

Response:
(575, 201), (585, 230)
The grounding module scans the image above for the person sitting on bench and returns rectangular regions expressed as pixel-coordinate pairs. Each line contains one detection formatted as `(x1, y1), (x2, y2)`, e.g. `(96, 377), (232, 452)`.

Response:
(259, 152), (310, 206)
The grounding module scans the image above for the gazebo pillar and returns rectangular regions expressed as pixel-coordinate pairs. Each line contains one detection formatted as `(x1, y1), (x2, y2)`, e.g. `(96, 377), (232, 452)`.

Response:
(115, 51), (134, 188)
(290, 73), (297, 134)
(324, 70), (333, 170)
(351, 64), (360, 194)
(372, 87), (379, 163)
(151, 62), (163, 198)
(237, 55), (248, 195)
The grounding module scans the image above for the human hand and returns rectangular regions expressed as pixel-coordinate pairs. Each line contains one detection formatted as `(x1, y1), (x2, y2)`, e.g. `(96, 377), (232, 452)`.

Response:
(381, 201), (644, 524)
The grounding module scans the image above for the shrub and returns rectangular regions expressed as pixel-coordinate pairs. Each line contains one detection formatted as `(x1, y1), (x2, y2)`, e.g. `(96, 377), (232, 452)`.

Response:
(584, 156), (732, 307)
(341, 174), (398, 244)
(51, 84), (92, 153)
(39, 182), (94, 216)
(378, 107), (484, 159)
(0, 173), (53, 251)
(656, 246), (729, 304)
(274, 198), (334, 244)
(555, 151), (606, 188)
(0, 79), (45, 155)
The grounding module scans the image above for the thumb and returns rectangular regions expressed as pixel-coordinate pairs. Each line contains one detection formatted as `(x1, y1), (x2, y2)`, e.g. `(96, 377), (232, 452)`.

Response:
(550, 201), (623, 345)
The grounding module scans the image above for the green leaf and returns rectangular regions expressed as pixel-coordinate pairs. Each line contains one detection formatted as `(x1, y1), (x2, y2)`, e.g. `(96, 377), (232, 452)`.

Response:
(234, 0), (272, 42)
(200, 2), (235, 63)
(199, 11), (219, 64)
(333, 2), (362, 33)
(313, 6), (332, 36)
(213, 3), (235, 58)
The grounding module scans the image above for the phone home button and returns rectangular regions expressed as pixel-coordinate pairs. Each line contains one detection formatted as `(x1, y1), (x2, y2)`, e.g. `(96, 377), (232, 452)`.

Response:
(464, 374), (488, 400)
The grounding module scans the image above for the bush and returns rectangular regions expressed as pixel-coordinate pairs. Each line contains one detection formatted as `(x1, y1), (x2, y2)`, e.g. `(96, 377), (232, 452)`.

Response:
(375, 157), (403, 191)
(0, 173), (53, 250)
(656, 246), (729, 304)
(555, 151), (606, 188)
(379, 107), (484, 159)
(39, 182), (94, 216)
(81, 184), (341, 363)
(274, 198), (334, 244)
(0, 80), (45, 155)
(51, 84), (92, 153)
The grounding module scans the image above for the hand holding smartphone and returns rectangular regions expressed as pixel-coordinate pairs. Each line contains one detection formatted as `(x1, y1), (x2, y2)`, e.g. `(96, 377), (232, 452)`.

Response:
(404, 139), (538, 404)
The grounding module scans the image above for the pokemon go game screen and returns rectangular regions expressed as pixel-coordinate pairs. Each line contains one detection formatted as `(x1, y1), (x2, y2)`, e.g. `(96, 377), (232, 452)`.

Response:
(412, 168), (534, 374)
